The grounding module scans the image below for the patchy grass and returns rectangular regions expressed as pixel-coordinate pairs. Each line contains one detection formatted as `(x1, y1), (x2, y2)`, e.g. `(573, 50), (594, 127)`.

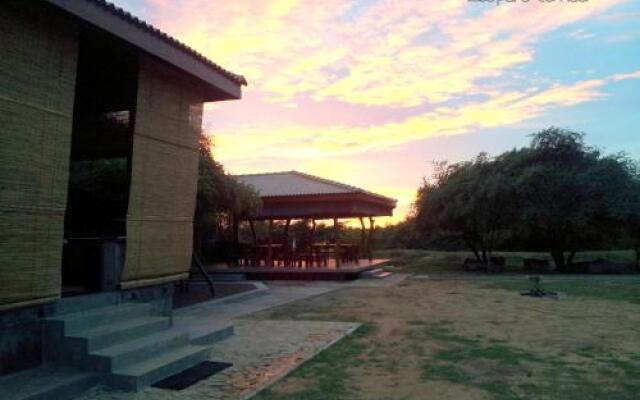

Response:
(250, 279), (640, 400)
(254, 324), (373, 400)
(377, 249), (637, 274)
(484, 279), (640, 305)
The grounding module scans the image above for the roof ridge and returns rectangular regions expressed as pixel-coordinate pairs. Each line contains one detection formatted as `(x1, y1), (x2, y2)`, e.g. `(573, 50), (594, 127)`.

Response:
(86, 0), (247, 86)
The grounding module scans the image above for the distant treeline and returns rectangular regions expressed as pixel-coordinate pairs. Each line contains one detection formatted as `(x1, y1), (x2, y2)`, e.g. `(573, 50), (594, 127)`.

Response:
(375, 128), (640, 270)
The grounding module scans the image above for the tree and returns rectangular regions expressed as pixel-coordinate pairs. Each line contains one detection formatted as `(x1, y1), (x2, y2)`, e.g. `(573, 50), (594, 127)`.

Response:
(412, 127), (640, 271)
(622, 160), (640, 269)
(194, 133), (261, 258)
(414, 154), (517, 263)
(512, 128), (637, 270)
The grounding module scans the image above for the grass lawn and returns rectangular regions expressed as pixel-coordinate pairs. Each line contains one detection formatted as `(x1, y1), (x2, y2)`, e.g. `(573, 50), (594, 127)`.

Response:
(251, 276), (640, 400)
(377, 249), (637, 274)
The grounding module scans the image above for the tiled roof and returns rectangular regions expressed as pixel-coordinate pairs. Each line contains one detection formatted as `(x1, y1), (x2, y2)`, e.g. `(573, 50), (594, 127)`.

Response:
(47, 0), (247, 86)
(235, 171), (396, 204)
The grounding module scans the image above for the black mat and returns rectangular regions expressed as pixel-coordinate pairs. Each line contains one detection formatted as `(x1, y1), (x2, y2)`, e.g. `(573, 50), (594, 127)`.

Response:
(152, 361), (233, 390)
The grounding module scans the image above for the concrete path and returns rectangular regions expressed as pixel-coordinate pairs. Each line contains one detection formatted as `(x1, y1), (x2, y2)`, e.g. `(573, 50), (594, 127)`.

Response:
(75, 275), (407, 400)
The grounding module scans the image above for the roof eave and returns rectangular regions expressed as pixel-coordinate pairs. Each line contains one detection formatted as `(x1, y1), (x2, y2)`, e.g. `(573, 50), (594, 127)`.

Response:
(46, 0), (245, 101)
(262, 192), (397, 208)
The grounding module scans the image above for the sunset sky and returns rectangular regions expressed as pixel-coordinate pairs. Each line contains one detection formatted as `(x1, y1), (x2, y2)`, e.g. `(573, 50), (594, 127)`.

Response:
(115, 0), (640, 224)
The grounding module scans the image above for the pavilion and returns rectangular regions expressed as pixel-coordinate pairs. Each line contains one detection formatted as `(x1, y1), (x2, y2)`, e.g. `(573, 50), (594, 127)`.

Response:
(214, 171), (397, 280)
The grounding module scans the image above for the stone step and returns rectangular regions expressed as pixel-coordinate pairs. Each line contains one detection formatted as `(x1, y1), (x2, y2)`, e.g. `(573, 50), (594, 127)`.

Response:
(66, 316), (171, 352)
(182, 320), (235, 345)
(88, 328), (191, 372)
(0, 366), (99, 400)
(107, 344), (211, 391)
(48, 302), (152, 334)
(54, 292), (119, 315)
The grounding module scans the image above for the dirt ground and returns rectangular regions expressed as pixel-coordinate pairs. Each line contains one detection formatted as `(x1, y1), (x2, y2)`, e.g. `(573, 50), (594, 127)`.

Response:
(252, 277), (640, 400)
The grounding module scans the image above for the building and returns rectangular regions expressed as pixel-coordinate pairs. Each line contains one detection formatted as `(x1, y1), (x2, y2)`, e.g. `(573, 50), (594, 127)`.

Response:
(208, 171), (397, 280)
(0, 0), (245, 380)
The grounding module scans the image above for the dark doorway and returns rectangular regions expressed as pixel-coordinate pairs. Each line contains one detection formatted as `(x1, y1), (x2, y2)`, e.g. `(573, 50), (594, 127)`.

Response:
(62, 28), (138, 295)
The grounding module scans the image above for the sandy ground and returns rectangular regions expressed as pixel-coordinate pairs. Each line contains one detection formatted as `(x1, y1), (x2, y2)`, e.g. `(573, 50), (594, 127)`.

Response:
(254, 277), (640, 400)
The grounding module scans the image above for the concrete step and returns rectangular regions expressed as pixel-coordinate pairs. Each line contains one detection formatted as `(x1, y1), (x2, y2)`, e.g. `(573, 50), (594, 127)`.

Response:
(48, 302), (152, 334)
(182, 321), (235, 345)
(66, 316), (171, 352)
(107, 344), (211, 391)
(0, 366), (99, 400)
(55, 292), (119, 315)
(88, 329), (190, 372)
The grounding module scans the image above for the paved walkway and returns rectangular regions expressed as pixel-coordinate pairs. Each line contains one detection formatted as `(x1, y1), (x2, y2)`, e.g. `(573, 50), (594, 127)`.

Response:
(76, 276), (407, 400)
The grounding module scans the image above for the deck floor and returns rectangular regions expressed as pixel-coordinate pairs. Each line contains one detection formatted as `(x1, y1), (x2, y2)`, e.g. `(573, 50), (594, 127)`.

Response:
(207, 259), (390, 280)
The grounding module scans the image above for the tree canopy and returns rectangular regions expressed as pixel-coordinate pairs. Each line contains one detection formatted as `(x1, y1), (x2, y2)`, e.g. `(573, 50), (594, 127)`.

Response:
(411, 127), (640, 270)
(194, 134), (261, 258)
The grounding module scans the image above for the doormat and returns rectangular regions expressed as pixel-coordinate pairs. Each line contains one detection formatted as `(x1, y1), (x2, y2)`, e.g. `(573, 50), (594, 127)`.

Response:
(152, 361), (233, 390)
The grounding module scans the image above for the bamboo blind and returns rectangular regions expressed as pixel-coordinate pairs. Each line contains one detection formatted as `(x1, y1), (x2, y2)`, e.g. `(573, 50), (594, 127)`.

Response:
(0, 4), (78, 310)
(120, 55), (203, 288)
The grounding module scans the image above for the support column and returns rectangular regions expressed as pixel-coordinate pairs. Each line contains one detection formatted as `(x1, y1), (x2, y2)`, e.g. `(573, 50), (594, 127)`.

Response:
(359, 217), (366, 260)
(267, 220), (274, 267)
(368, 217), (375, 262)
(284, 219), (291, 267)
(334, 218), (341, 268)
(248, 220), (258, 266)
(249, 220), (257, 245)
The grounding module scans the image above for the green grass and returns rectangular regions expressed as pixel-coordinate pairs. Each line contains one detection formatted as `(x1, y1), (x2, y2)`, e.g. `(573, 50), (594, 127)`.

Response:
(377, 249), (637, 274)
(484, 279), (640, 305)
(253, 324), (373, 400)
(413, 322), (640, 400)
(252, 277), (640, 400)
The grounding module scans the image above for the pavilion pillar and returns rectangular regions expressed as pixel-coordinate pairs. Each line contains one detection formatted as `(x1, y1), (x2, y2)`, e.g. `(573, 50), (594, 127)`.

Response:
(368, 217), (375, 262)
(249, 220), (257, 267)
(333, 218), (341, 268)
(249, 220), (257, 245)
(284, 219), (291, 241)
(284, 219), (291, 267)
(267, 219), (274, 267)
(359, 217), (366, 260)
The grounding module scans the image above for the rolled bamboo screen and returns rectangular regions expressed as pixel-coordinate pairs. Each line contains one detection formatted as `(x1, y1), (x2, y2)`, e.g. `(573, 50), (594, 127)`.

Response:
(120, 55), (203, 288)
(0, 4), (78, 311)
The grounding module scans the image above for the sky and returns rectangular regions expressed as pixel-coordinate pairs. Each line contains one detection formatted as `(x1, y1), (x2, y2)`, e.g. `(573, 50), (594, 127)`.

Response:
(115, 0), (640, 224)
